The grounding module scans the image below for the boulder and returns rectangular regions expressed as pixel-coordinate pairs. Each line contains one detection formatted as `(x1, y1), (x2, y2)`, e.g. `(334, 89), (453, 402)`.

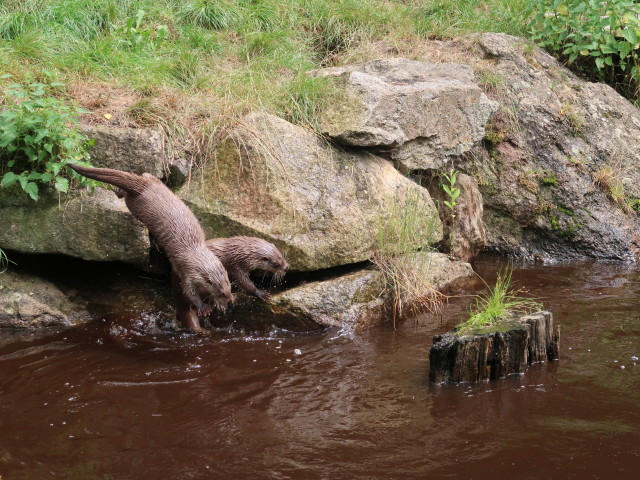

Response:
(0, 188), (149, 265)
(458, 33), (640, 261)
(179, 112), (442, 271)
(315, 58), (497, 170)
(80, 124), (166, 178)
(0, 269), (91, 328)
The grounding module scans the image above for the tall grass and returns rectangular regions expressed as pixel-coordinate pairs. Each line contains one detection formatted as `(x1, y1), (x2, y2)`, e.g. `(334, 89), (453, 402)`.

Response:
(457, 265), (542, 333)
(412, 0), (531, 39)
(0, 248), (10, 273)
(373, 190), (443, 324)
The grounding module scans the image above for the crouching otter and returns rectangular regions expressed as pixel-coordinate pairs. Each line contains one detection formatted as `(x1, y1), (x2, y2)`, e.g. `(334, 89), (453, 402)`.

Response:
(67, 163), (232, 321)
(175, 236), (288, 331)
(206, 236), (288, 300)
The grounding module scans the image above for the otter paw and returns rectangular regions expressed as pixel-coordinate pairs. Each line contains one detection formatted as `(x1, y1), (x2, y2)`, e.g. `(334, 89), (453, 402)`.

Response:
(197, 304), (213, 318)
(256, 290), (272, 301)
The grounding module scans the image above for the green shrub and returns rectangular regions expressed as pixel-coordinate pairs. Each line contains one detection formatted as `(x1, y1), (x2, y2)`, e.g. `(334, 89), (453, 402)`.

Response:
(0, 80), (95, 201)
(530, 0), (640, 99)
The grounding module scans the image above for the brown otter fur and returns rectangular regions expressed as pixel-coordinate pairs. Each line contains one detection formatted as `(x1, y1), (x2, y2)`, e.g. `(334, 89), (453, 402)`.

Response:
(174, 237), (288, 331)
(67, 163), (232, 321)
(206, 236), (288, 300)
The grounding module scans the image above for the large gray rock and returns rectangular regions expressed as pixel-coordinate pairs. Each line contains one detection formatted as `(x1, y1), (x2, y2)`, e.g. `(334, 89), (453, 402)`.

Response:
(0, 188), (149, 265)
(457, 33), (640, 261)
(180, 112), (442, 271)
(0, 270), (91, 328)
(80, 125), (166, 178)
(315, 58), (497, 170)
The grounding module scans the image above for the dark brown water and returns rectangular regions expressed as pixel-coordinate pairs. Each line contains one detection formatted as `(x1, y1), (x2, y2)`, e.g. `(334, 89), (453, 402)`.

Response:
(1, 257), (639, 479)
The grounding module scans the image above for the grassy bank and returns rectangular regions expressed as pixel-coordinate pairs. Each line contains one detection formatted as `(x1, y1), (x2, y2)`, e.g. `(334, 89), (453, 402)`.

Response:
(0, 0), (531, 158)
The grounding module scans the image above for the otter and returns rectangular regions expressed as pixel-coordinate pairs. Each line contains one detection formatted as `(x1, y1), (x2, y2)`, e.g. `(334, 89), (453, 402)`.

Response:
(67, 164), (232, 321)
(206, 236), (289, 300)
(174, 237), (288, 331)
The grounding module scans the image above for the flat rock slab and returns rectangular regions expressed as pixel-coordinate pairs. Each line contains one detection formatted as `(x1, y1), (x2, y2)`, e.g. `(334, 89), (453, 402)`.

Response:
(429, 311), (559, 383)
(315, 58), (496, 170)
(0, 269), (91, 328)
(0, 188), (150, 265)
(211, 253), (474, 332)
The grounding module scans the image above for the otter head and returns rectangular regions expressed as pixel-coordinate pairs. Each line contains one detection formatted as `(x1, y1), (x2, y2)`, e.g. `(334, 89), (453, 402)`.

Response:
(251, 241), (289, 284)
(188, 250), (233, 312)
(199, 268), (233, 311)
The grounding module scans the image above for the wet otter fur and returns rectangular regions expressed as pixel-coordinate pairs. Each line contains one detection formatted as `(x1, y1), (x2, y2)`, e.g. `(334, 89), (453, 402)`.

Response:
(67, 163), (232, 320)
(174, 236), (288, 331)
(206, 236), (289, 300)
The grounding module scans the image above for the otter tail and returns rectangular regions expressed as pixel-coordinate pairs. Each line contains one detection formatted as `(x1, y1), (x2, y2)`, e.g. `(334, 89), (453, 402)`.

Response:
(67, 163), (147, 195)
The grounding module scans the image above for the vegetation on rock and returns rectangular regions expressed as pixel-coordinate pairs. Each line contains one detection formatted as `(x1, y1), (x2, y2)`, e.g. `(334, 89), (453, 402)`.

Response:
(373, 190), (443, 323)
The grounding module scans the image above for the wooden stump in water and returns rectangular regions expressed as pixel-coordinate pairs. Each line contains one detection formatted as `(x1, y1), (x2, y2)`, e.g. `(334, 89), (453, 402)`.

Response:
(429, 311), (560, 383)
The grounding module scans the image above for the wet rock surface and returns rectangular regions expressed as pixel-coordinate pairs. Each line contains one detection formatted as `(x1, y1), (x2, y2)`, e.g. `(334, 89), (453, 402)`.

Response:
(214, 253), (474, 332)
(0, 269), (91, 328)
(429, 310), (560, 383)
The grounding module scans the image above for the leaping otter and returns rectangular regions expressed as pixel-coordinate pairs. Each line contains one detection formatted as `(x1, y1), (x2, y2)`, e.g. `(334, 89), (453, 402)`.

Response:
(67, 163), (232, 320)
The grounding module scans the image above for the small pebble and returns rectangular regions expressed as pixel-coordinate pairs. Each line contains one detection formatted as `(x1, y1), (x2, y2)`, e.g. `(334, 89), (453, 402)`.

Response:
(294, 349), (302, 355)
(621, 365), (626, 369)
(631, 356), (638, 361)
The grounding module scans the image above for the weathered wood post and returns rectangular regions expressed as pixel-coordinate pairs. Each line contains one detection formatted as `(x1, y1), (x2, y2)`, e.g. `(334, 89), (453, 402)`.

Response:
(429, 311), (560, 383)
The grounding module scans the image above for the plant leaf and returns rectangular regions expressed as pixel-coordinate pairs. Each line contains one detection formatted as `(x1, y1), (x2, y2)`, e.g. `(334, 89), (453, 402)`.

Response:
(54, 177), (69, 193)
(1, 172), (18, 187)
(24, 181), (39, 201)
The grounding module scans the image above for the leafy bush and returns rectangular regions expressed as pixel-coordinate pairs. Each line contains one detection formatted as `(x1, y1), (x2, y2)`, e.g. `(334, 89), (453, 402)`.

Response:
(0, 80), (95, 201)
(530, 0), (640, 98)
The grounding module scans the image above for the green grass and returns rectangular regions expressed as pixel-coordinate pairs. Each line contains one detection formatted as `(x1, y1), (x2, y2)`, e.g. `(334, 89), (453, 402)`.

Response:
(0, 1), (533, 161)
(373, 189), (443, 323)
(412, 0), (531, 39)
(0, 247), (11, 273)
(457, 266), (542, 333)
